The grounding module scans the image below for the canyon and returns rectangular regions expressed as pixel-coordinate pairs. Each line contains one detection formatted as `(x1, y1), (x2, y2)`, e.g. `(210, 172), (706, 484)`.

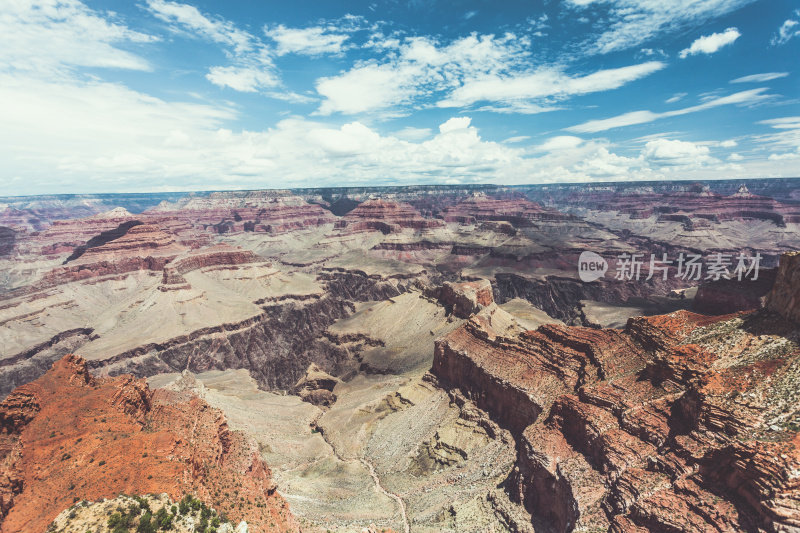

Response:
(0, 180), (799, 532)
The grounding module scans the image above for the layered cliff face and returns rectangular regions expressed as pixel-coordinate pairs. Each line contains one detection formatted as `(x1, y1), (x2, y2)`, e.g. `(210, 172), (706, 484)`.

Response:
(767, 251), (800, 323)
(335, 199), (443, 233)
(525, 182), (800, 256)
(0, 354), (297, 533)
(148, 191), (336, 234)
(693, 267), (776, 314)
(433, 251), (800, 532)
(442, 193), (569, 226)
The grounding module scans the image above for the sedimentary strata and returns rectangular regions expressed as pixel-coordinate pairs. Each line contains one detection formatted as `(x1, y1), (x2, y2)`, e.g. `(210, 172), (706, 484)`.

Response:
(433, 251), (800, 532)
(0, 354), (297, 533)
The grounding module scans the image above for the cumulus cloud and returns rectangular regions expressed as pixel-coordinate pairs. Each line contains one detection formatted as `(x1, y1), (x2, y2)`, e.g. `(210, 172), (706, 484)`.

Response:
(769, 152), (800, 161)
(568, 88), (772, 133)
(315, 33), (531, 115)
(264, 25), (349, 56)
(679, 27), (740, 58)
(315, 30), (664, 116)
(536, 136), (585, 152)
(641, 138), (716, 166)
(206, 66), (279, 92)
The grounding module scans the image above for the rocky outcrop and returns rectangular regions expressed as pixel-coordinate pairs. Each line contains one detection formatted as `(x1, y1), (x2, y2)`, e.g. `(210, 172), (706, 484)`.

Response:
(292, 363), (339, 407)
(493, 273), (680, 325)
(160, 245), (263, 288)
(0, 354), (298, 533)
(766, 251), (800, 323)
(438, 279), (494, 318)
(335, 199), (443, 234)
(148, 191), (335, 234)
(693, 267), (776, 315)
(433, 264), (800, 531)
(0, 228), (15, 257)
(442, 193), (569, 226)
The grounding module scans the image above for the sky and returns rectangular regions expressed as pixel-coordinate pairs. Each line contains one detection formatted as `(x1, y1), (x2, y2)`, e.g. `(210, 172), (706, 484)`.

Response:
(0, 0), (799, 195)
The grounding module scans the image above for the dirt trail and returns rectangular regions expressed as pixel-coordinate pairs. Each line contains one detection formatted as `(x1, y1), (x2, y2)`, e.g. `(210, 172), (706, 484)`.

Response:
(360, 457), (410, 533)
(312, 411), (411, 532)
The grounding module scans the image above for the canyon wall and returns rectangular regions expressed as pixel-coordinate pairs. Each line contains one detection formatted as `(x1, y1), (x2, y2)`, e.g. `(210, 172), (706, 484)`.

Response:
(432, 251), (800, 531)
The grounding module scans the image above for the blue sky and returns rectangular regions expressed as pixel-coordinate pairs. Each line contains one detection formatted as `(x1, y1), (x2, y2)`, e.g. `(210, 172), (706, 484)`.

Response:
(0, 0), (798, 195)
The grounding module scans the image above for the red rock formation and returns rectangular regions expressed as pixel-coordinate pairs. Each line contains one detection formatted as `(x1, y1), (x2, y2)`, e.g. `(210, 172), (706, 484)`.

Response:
(148, 191), (335, 234)
(160, 244), (264, 288)
(433, 252), (800, 531)
(0, 355), (298, 533)
(556, 183), (800, 227)
(336, 199), (443, 234)
(438, 279), (494, 318)
(441, 193), (569, 226)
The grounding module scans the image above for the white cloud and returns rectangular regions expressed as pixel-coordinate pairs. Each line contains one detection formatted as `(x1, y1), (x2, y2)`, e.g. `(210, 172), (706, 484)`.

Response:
(665, 92), (687, 103)
(730, 72), (789, 83)
(264, 25), (349, 56)
(641, 138), (716, 166)
(3, 69), (798, 194)
(569, 88), (772, 133)
(502, 135), (531, 144)
(718, 139), (737, 147)
(316, 29), (663, 116)
(146, 0), (287, 96)
(729, 153), (743, 161)
(565, 0), (755, 54)
(146, 0), (252, 53)
(771, 13), (800, 46)
(206, 65), (279, 92)
(438, 61), (665, 109)
(439, 117), (473, 133)
(769, 152), (800, 161)
(316, 33), (532, 115)
(756, 116), (800, 154)
(536, 136), (585, 152)
(760, 116), (800, 130)
(316, 63), (422, 115)
(0, 0), (157, 76)
(679, 27), (740, 58)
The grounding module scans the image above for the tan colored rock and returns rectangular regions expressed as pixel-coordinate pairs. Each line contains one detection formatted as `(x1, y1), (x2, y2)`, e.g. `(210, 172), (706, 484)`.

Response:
(439, 279), (494, 318)
(293, 363), (339, 407)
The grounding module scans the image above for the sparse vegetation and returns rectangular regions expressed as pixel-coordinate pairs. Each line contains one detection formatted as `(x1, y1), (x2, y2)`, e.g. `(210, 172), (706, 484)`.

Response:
(50, 494), (233, 533)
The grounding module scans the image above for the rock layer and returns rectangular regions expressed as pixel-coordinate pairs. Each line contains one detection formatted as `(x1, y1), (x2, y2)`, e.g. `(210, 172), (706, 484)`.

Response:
(0, 354), (298, 533)
(336, 199), (443, 234)
(767, 251), (800, 323)
(433, 252), (800, 532)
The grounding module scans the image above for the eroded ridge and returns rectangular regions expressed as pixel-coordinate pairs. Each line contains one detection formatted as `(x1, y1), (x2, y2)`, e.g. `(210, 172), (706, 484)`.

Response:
(433, 254), (800, 532)
(0, 355), (298, 533)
